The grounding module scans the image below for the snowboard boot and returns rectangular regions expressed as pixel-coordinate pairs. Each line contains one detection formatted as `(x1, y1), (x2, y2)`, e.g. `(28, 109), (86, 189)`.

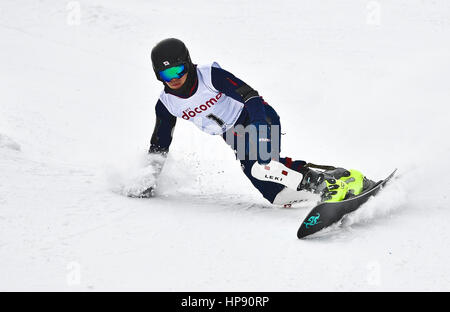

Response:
(324, 168), (377, 197)
(298, 168), (350, 202)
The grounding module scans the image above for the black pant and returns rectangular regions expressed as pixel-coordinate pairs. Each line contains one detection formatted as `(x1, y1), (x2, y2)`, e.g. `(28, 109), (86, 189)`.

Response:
(223, 104), (306, 203)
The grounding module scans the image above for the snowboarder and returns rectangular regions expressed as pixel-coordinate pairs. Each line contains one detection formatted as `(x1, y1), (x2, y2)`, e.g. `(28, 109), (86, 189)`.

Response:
(136, 38), (375, 205)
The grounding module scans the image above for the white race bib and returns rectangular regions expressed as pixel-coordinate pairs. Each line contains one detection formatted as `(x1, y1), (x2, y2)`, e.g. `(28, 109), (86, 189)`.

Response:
(159, 62), (244, 135)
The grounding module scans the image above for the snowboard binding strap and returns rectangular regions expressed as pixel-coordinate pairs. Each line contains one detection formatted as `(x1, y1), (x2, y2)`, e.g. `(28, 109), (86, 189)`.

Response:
(304, 163), (337, 171)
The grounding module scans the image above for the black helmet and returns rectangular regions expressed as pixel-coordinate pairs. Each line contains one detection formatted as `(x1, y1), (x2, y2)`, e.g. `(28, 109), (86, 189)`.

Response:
(151, 38), (193, 81)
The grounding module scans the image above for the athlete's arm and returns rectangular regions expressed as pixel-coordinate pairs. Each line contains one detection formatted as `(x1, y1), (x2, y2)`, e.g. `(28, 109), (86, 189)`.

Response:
(132, 100), (176, 198)
(149, 99), (177, 154)
(210, 66), (267, 123)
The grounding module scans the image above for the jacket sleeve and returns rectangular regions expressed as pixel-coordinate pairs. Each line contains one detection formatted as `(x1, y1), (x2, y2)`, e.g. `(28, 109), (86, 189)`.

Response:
(149, 99), (177, 154)
(210, 66), (267, 123)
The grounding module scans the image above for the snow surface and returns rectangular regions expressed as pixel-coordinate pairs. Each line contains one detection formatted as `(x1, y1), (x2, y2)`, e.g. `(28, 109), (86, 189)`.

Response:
(1, 0), (450, 291)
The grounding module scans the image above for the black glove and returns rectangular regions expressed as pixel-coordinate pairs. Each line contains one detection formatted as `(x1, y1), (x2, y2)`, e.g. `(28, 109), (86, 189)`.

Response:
(135, 186), (155, 198)
(127, 150), (167, 198)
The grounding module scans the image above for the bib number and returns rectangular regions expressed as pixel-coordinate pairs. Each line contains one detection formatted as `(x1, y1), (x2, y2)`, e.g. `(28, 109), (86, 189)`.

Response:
(206, 113), (225, 126)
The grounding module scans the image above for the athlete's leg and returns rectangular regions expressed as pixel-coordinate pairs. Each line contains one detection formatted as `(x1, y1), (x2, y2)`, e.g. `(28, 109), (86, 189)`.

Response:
(223, 104), (308, 203)
(224, 104), (373, 204)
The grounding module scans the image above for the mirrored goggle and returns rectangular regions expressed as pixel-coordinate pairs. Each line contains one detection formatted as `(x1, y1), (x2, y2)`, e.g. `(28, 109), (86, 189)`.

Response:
(159, 64), (186, 82)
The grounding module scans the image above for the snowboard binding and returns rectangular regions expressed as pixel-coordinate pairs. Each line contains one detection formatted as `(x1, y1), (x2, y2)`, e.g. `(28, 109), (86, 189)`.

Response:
(298, 164), (377, 203)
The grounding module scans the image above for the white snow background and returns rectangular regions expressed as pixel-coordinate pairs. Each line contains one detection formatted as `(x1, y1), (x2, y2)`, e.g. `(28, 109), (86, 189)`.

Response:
(1, 0), (450, 291)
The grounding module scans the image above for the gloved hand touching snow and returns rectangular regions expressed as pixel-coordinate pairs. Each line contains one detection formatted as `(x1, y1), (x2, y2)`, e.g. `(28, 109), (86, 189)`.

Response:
(125, 152), (167, 198)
